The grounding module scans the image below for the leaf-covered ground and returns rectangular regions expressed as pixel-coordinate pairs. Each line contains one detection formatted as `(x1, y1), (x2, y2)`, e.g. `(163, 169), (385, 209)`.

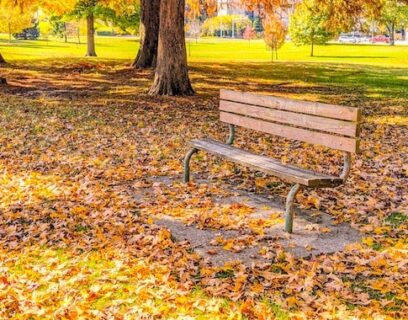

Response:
(0, 59), (407, 319)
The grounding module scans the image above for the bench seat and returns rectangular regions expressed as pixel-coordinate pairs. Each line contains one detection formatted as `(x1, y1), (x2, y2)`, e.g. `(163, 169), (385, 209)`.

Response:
(190, 138), (343, 188)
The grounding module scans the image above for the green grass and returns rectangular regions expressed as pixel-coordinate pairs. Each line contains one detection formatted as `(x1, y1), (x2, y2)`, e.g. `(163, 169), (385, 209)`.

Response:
(1, 34), (408, 67)
(385, 212), (408, 227)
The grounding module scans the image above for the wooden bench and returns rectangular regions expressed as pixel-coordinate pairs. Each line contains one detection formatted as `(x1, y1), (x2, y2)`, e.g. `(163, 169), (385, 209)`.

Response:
(183, 90), (361, 233)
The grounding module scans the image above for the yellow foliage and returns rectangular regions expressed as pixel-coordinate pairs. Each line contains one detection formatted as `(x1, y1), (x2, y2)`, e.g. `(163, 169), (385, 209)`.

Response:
(0, 2), (33, 34)
(263, 14), (286, 51)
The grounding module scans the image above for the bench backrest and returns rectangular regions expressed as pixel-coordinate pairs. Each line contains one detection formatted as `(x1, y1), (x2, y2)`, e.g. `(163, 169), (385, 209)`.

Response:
(219, 90), (361, 153)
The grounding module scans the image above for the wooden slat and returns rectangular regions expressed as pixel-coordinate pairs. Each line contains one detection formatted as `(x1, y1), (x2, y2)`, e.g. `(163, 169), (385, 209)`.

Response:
(220, 89), (361, 122)
(220, 100), (359, 137)
(220, 112), (360, 153)
(191, 138), (344, 187)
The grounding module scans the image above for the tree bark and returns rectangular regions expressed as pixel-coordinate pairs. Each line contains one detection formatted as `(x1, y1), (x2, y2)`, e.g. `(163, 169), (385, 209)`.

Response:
(86, 13), (97, 57)
(390, 23), (395, 46)
(386, 23), (395, 46)
(64, 23), (68, 43)
(310, 30), (315, 57)
(311, 40), (314, 57)
(149, 0), (194, 96)
(131, 0), (160, 68)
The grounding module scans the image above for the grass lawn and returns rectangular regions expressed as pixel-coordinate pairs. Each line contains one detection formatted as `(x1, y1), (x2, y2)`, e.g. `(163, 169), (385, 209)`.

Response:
(0, 36), (407, 319)
(2, 34), (408, 66)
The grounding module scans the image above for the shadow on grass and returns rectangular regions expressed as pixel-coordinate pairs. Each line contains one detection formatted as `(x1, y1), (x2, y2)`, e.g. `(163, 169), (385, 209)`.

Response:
(1, 59), (408, 118)
(190, 61), (408, 102)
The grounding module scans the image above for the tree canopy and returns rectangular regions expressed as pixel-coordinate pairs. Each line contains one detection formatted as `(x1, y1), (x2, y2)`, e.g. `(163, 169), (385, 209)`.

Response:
(289, 0), (335, 56)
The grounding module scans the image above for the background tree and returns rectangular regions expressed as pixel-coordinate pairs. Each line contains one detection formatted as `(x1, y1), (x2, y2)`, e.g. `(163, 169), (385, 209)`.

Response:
(315, 0), (384, 31)
(186, 0), (201, 19)
(46, 0), (139, 57)
(149, 0), (194, 96)
(243, 25), (256, 46)
(49, 16), (69, 42)
(289, 0), (334, 57)
(201, 0), (217, 17)
(263, 15), (286, 61)
(377, 0), (408, 45)
(131, 0), (160, 68)
(187, 19), (201, 42)
(0, 4), (33, 41)
(103, 5), (140, 34)
(70, 0), (99, 56)
(0, 0), (39, 65)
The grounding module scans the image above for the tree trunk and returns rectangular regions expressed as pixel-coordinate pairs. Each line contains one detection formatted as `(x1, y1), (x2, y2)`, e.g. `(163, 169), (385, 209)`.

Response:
(64, 23), (68, 43)
(390, 23), (395, 46)
(387, 23), (395, 46)
(0, 52), (6, 65)
(310, 31), (314, 57)
(86, 13), (97, 57)
(149, 0), (194, 96)
(311, 40), (314, 57)
(77, 27), (81, 44)
(131, 0), (160, 68)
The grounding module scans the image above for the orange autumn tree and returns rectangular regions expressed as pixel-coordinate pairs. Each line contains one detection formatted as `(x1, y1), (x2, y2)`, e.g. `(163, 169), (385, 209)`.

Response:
(205, 0), (218, 16)
(186, 0), (218, 18)
(314, 0), (384, 31)
(186, 0), (201, 19)
(263, 14), (286, 60)
(242, 0), (288, 13)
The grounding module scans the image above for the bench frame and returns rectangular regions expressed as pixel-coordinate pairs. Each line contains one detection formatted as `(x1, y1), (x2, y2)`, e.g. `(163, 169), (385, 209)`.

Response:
(183, 91), (357, 234)
(183, 126), (352, 233)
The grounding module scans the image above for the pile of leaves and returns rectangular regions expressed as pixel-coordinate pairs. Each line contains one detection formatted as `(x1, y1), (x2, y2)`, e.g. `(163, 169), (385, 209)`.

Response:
(0, 60), (406, 318)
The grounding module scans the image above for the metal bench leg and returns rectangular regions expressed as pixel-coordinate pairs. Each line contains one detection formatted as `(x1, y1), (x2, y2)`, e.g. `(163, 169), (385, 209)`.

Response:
(285, 184), (302, 233)
(183, 148), (198, 182)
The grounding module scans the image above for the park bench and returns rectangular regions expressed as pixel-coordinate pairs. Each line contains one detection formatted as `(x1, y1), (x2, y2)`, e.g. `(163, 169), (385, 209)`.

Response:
(183, 90), (361, 233)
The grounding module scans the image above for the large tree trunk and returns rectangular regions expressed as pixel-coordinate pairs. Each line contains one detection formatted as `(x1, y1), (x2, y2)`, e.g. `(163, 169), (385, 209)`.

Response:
(149, 0), (194, 96)
(131, 0), (160, 68)
(86, 13), (97, 57)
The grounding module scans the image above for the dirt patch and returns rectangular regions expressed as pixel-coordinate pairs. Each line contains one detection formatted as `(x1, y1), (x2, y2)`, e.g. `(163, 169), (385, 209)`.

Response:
(138, 176), (361, 266)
